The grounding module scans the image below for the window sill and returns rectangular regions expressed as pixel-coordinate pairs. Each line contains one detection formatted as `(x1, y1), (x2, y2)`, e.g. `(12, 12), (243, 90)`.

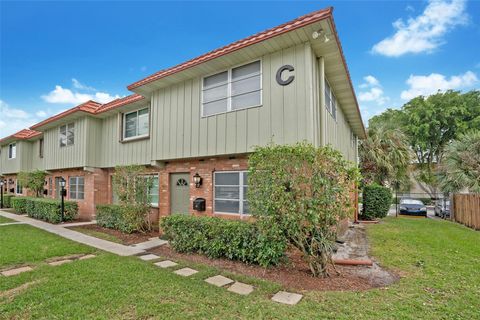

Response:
(201, 104), (262, 118)
(214, 212), (251, 217)
(120, 135), (150, 144)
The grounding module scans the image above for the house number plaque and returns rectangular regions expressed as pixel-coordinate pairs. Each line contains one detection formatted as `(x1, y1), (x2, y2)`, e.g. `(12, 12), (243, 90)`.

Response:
(276, 65), (295, 86)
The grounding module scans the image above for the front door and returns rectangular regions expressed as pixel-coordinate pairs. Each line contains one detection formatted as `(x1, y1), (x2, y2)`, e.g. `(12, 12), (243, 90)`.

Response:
(170, 173), (190, 214)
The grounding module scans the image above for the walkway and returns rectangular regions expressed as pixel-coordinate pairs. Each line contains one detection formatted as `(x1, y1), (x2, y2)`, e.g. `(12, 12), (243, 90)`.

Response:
(0, 210), (145, 256)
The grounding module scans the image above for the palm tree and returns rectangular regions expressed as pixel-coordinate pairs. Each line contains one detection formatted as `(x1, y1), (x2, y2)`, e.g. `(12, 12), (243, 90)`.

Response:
(438, 131), (480, 193)
(359, 127), (413, 190)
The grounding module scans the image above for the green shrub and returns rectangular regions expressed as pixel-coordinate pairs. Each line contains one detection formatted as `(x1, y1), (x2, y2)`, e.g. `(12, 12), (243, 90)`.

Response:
(248, 143), (360, 276)
(362, 184), (392, 220)
(11, 196), (77, 223)
(161, 215), (286, 267)
(11, 196), (32, 214)
(3, 194), (15, 208)
(96, 204), (140, 233)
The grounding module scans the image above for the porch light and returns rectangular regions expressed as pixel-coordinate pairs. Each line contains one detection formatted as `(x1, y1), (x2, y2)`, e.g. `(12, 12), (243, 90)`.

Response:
(193, 173), (202, 188)
(312, 28), (330, 43)
(59, 178), (66, 188)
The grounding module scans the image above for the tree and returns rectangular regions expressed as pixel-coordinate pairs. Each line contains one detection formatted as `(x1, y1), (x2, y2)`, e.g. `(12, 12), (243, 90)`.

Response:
(368, 108), (406, 132)
(438, 131), (480, 193)
(248, 143), (359, 277)
(359, 127), (412, 190)
(17, 170), (47, 197)
(112, 165), (153, 232)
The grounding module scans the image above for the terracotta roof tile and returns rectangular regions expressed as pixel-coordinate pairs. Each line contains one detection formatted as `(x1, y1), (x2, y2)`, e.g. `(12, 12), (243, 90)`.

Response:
(96, 94), (144, 114)
(0, 129), (42, 144)
(30, 100), (101, 130)
(127, 7), (332, 90)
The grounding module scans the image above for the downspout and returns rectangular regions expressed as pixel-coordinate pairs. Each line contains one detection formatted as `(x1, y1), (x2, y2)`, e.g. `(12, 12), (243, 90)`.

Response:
(318, 57), (326, 146)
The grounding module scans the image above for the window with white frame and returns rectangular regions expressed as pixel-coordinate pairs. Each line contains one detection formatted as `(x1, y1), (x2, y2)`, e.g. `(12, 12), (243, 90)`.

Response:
(202, 61), (261, 117)
(16, 180), (23, 194)
(59, 123), (75, 147)
(148, 175), (159, 207)
(324, 80), (337, 120)
(69, 176), (84, 200)
(123, 108), (149, 140)
(214, 171), (248, 215)
(8, 143), (16, 159)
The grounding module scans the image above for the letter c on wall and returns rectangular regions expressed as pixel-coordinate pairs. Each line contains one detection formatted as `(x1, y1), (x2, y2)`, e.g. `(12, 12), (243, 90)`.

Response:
(276, 65), (295, 86)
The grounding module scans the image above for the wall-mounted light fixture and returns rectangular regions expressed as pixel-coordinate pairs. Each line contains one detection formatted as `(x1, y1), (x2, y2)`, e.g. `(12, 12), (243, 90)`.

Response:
(312, 28), (330, 43)
(193, 173), (202, 188)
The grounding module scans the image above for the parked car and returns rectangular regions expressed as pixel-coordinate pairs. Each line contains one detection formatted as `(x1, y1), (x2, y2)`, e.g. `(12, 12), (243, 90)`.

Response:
(399, 199), (427, 217)
(435, 200), (450, 219)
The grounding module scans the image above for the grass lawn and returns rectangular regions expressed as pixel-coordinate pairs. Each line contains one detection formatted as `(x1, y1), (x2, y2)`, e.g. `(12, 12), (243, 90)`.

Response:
(0, 216), (14, 224)
(1, 218), (479, 319)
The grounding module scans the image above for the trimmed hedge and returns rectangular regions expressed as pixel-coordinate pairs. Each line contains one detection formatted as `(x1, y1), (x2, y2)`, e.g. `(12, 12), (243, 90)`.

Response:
(96, 204), (137, 234)
(362, 184), (392, 220)
(2, 194), (15, 208)
(161, 215), (286, 267)
(11, 196), (78, 223)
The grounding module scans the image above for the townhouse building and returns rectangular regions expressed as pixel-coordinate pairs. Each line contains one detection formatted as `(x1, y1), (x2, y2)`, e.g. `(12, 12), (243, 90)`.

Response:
(0, 7), (365, 221)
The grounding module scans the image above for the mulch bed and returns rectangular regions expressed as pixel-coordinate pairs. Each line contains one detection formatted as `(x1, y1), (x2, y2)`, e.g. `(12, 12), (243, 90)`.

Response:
(70, 224), (160, 245)
(149, 244), (394, 292)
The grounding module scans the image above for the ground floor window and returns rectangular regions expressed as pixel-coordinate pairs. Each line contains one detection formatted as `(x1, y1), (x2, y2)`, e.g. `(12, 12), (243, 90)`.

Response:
(214, 171), (248, 215)
(146, 175), (159, 207)
(15, 180), (23, 195)
(69, 176), (85, 200)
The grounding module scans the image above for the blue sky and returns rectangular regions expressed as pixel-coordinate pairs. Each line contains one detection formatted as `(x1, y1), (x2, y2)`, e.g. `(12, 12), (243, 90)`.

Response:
(1, 0), (479, 137)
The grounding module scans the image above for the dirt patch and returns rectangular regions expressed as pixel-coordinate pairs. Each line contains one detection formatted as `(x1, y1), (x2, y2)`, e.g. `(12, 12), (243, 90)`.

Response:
(149, 244), (397, 292)
(69, 224), (160, 245)
(0, 280), (41, 302)
(45, 254), (89, 263)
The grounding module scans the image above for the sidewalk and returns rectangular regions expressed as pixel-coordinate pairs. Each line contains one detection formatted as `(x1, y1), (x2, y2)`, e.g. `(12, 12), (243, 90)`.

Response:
(0, 210), (146, 256)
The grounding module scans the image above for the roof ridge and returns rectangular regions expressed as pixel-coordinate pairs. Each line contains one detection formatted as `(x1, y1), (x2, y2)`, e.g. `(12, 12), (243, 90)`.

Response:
(127, 7), (332, 90)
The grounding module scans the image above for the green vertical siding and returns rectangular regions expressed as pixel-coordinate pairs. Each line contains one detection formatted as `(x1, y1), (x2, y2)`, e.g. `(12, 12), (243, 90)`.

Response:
(99, 112), (151, 167)
(43, 118), (87, 170)
(150, 43), (316, 161)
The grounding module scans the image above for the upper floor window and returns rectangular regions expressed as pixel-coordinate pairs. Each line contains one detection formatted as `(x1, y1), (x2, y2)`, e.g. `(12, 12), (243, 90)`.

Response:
(39, 138), (44, 158)
(202, 60), (262, 117)
(59, 123), (75, 147)
(69, 176), (84, 200)
(8, 143), (16, 159)
(123, 108), (149, 140)
(214, 171), (249, 215)
(324, 80), (337, 120)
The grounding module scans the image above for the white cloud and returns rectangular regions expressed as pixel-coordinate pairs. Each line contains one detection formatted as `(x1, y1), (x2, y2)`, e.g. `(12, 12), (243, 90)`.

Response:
(358, 75), (389, 105)
(42, 82), (121, 105)
(372, 0), (468, 57)
(400, 70), (478, 100)
(359, 75), (380, 88)
(72, 78), (96, 91)
(0, 100), (53, 137)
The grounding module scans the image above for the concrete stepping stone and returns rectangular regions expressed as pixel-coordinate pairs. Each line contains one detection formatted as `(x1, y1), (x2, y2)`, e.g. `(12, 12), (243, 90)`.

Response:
(1, 266), (33, 277)
(227, 282), (254, 295)
(205, 275), (234, 287)
(131, 239), (167, 250)
(174, 267), (198, 277)
(79, 254), (96, 260)
(271, 291), (303, 305)
(138, 254), (160, 261)
(154, 260), (178, 268)
(48, 259), (73, 266)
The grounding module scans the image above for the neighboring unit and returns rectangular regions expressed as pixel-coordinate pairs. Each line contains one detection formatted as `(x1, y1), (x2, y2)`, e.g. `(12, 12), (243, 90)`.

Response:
(0, 7), (365, 221)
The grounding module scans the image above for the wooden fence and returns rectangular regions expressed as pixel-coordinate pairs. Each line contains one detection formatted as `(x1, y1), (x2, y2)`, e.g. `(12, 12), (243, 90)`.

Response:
(453, 193), (480, 230)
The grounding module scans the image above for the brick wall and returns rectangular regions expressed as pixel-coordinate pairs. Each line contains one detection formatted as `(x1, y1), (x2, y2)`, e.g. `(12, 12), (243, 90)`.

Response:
(45, 168), (109, 220)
